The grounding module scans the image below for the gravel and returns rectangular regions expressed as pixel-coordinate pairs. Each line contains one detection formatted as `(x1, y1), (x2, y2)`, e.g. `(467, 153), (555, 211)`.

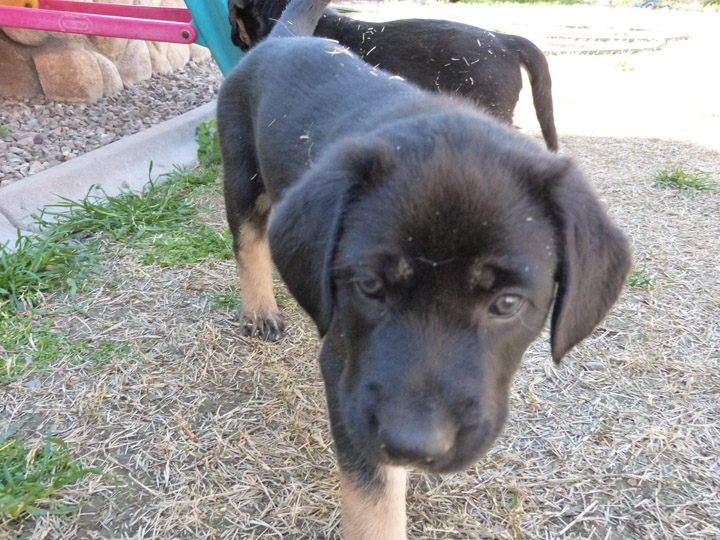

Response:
(0, 60), (223, 188)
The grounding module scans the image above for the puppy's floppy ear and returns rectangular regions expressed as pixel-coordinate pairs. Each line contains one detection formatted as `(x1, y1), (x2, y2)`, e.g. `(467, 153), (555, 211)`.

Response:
(228, 0), (263, 50)
(543, 158), (632, 363)
(228, 0), (246, 47)
(268, 140), (394, 336)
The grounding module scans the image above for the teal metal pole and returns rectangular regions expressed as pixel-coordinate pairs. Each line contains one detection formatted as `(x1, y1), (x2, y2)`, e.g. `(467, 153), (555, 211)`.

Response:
(185, 0), (244, 75)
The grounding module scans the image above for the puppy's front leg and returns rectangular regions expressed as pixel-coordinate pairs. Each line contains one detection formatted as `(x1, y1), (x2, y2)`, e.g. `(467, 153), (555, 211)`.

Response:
(340, 466), (407, 540)
(234, 204), (284, 341)
(320, 334), (407, 539)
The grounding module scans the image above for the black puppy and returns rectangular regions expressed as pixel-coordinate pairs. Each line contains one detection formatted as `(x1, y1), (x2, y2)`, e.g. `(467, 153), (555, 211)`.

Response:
(227, 0), (559, 151)
(217, 0), (630, 535)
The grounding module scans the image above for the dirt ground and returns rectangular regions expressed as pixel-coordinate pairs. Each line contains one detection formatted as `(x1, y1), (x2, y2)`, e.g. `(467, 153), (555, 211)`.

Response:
(2, 2), (719, 539)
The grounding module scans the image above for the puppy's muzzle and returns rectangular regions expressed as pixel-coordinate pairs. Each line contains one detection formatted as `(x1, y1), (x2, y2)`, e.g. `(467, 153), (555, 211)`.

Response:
(374, 406), (456, 466)
(345, 372), (501, 473)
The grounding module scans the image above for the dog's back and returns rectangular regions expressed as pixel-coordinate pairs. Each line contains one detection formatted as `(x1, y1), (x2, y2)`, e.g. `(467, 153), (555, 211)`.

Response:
(220, 0), (495, 200)
(227, 0), (559, 150)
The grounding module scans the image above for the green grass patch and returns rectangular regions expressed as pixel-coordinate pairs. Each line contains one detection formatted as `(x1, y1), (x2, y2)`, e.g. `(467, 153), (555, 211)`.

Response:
(627, 267), (656, 288)
(653, 167), (716, 191)
(0, 430), (103, 520)
(1, 159), (225, 309)
(195, 119), (222, 167)
(36, 163), (223, 243)
(166, 162), (222, 190)
(36, 178), (198, 243)
(212, 285), (243, 310)
(0, 313), (130, 382)
(36, 165), (231, 267)
(0, 125), (13, 139)
(0, 230), (98, 311)
(141, 222), (232, 266)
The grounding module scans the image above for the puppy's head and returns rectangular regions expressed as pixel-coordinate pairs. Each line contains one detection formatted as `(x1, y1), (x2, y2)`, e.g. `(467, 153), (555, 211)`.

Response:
(269, 117), (630, 473)
(228, 0), (285, 51)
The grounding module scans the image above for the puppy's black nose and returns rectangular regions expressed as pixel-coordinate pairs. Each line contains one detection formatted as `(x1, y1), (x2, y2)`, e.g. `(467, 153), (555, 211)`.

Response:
(377, 412), (455, 465)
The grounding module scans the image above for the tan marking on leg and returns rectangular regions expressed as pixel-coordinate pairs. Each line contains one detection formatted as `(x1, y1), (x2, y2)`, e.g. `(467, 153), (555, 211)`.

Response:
(340, 466), (407, 540)
(255, 193), (272, 215)
(236, 222), (278, 322)
(235, 19), (252, 49)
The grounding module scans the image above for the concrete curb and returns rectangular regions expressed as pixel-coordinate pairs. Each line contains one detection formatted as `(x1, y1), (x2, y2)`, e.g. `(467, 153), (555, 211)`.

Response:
(0, 101), (217, 251)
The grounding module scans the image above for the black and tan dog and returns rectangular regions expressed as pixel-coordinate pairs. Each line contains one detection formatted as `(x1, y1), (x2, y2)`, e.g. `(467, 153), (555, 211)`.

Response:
(217, 0), (630, 536)
(227, 0), (559, 151)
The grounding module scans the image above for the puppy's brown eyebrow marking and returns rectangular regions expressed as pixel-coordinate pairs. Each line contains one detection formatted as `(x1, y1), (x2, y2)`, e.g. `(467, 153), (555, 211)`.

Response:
(469, 257), (538, 292)
(469, 261), (496, 291)
(391, 257), (413, 282)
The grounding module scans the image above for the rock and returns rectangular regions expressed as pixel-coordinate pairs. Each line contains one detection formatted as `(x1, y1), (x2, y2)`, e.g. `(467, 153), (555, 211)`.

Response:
(89, 36), (129, 62)
(0, 41), (42, 98)
(148, 42), (173, 75)
(166, 43), (190, 71)
(54, 32), (89, 46)
(33, 48), (104, 103)
(92, 52), (123, 97)
(150, 41), (170, 57)
(15, 132), (37, 147)
(189, 44), (212, 63)
(28, 161), (46, 175)
(116, 40), (152, 87)
(151, 55), (173, 76)
(1, 27), (49, 47)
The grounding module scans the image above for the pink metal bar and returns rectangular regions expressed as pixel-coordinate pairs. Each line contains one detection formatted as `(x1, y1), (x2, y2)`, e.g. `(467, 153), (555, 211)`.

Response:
(0, 5), (196, 43)
(38, 0), (192, 23)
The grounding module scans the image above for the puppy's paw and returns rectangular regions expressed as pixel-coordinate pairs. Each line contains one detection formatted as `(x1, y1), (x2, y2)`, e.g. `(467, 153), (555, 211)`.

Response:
(241, 311), (285, 341)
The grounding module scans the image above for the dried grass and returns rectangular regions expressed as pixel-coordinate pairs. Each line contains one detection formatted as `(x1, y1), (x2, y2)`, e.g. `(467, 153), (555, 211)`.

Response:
(2, 4), (720, 539)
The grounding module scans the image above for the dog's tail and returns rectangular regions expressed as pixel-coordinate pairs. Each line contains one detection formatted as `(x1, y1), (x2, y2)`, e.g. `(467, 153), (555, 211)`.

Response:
(267, 0), (332, 40)
(515, 37), (559, 152)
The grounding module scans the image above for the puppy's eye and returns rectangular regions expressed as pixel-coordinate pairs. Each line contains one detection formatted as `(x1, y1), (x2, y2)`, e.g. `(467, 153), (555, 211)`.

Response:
(489, 294), (524, 317)
(355, 276), (385, 299)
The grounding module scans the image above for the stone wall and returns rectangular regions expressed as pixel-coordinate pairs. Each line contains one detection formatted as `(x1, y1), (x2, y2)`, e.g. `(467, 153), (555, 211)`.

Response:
(0, 0), (212, 103)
